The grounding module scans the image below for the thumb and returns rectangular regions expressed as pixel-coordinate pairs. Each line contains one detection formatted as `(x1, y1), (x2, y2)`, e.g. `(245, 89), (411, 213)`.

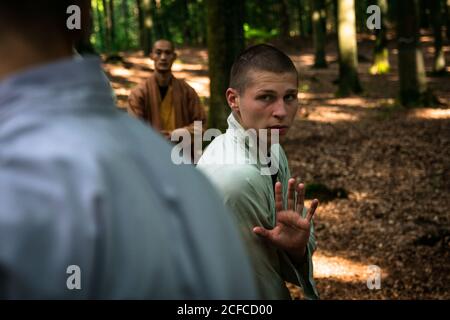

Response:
(253, 226), (271, 239)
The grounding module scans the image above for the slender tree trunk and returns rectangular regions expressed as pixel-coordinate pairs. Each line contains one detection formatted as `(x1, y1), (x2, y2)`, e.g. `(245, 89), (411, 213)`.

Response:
(206, 0), (245, 131)
(75, 0), (96, 54)
(397, 0), (430, 106)
(108, 0), (116, 51)
(136, 0), (145, 50)
(181, 0), (192, 44)
(445, 0), (450, 41)
(151, 0), (163, 40)
(311, 0), (327, 67)
(122, 0), (130, 50)
(298, 0), (312, 38)
(298, 0), (304, 37)
(336, 0), (362, 96)
(370, 0), (390, 74)
(279, 0), (291, 39)
(102, 0), (111, 51)
(141, 0), (153, 55)
(95, 0), (105, 52)
(430, 0), (446, 73)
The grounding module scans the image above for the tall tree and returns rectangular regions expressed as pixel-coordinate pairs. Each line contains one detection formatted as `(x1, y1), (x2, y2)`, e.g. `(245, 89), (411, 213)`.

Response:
(279, 0), (291, 39)
(102, 0), (111, 51)
(136, 0), (145, 50)
(430, 0), (446, 73)
(336, 0), (362, 96)
(121, 0), (130, 50)
(396, 0), (430, 106)
(311, 0), (327, 68)
(108, 0), (116, 50)
(370, 0), (390, 74)
(206, 0), (245, 131)
(141, 0), (154, 55)
(94, 0), (105, 52)
(298, 0), (312, 38)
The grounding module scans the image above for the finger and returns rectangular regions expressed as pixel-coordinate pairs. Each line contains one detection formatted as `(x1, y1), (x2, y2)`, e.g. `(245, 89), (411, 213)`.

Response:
(287, 178), (296, 211)
(253, 226), (272, 239)
(296, 183), (305, 215)
(274, 182), (283, 212)
(306, 199), (319, 222)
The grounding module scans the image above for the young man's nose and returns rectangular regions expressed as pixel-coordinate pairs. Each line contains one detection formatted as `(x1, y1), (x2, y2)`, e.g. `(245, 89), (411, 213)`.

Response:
(272, 99), (288, 119)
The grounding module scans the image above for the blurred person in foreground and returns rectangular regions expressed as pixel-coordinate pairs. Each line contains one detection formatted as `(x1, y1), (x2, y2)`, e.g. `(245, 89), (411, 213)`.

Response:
(0, 1), (257, 299)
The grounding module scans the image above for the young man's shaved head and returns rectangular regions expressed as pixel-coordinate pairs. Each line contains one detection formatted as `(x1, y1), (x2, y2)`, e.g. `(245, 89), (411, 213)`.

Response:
(229, 44), (298, 93)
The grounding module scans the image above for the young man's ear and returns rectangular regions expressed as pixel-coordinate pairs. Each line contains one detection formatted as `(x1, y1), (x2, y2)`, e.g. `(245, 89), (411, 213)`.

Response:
(226, 88), (240, 112)
(150, 51), (155, 61)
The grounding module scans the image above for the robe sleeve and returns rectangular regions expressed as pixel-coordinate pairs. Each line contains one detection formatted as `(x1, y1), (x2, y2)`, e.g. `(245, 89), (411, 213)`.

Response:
(182, 85), (206, 135)
(127, 83), (147, 119)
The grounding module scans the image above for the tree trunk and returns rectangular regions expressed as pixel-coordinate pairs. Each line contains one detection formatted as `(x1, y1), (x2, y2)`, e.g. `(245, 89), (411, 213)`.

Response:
(121, 0), (130, 50)
(445, 0), (450, 41)
(279, 0), (291, 39)
(206, 0), (245, 131)
(311, 0), (327, 68)
(397, 0), (430, 106)
(108, 0), (116, 51)
(75, 0), (96, 54)
(336, 0), (362, 96)
(95, 0), (105, 52)
(370, 0), (390, 74)
(102, 0), (111, 51)
(181, 0), (192, 44)
(136, 0), (145, 50)
(141, 0), (153, 55)
(430, 0), (446, 73)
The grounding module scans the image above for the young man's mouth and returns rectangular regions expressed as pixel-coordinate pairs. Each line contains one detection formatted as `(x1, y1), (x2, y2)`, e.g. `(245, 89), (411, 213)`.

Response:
(268, 125), (289, 136)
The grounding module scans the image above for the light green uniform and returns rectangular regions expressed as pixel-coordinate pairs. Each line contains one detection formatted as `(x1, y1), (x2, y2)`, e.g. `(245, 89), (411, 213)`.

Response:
(197, 113), (319, 299)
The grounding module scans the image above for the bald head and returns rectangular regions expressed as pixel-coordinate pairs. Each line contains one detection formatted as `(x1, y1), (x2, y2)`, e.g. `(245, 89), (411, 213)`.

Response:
(152, 39), (174, 52)
(150, 39), (177, 74)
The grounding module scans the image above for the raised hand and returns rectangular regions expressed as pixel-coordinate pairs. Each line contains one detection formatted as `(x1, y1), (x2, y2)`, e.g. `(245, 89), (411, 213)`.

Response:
(253, 178), (319, 263)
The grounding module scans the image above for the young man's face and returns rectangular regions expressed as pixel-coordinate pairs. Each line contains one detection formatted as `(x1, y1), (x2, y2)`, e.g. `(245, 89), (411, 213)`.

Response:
(150, 40), (176, 73)
(227, 70), (299, 141)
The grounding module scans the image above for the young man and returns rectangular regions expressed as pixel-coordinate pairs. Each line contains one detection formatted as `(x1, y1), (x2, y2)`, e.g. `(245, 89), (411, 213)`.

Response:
(128, 39), (206, 139)
(0, 1), (257, 299)
(197, 44), (320, 299)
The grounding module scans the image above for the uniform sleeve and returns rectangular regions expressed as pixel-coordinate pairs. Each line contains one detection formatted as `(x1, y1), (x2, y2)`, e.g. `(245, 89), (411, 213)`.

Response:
(278, 208), (320, 300)
(0, 156), (97, 298)
(277, 148), (319, 299)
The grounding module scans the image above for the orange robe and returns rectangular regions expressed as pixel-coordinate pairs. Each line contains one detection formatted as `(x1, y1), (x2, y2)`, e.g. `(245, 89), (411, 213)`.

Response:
(127, 74), (206, 134)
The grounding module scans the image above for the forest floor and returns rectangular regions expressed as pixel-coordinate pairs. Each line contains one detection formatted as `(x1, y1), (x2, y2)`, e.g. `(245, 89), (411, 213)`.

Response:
(102, 32), (450, 299)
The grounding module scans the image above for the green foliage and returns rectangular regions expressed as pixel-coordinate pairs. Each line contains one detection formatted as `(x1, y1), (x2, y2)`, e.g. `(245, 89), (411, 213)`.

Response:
(243, 24), (278, 43)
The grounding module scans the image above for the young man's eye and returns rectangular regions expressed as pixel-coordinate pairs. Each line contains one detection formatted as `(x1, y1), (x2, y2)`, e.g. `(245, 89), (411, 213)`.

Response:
(284, 94), (297, 102)
(258, 95), (274, 102)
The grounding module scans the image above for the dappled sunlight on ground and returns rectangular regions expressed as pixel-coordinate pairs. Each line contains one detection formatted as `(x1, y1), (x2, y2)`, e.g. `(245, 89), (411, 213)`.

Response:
(301, 106), (361, 122)
(313, 251), (386, 282)
(407, 108), (450, 120)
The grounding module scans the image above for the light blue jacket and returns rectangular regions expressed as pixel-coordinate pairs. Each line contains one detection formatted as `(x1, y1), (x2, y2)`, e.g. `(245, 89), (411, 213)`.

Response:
(0, 56), (257, 299)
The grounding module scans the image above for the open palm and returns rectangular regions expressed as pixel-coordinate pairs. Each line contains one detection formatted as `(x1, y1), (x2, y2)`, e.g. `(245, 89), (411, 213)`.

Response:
(253, 178), (319, 261)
